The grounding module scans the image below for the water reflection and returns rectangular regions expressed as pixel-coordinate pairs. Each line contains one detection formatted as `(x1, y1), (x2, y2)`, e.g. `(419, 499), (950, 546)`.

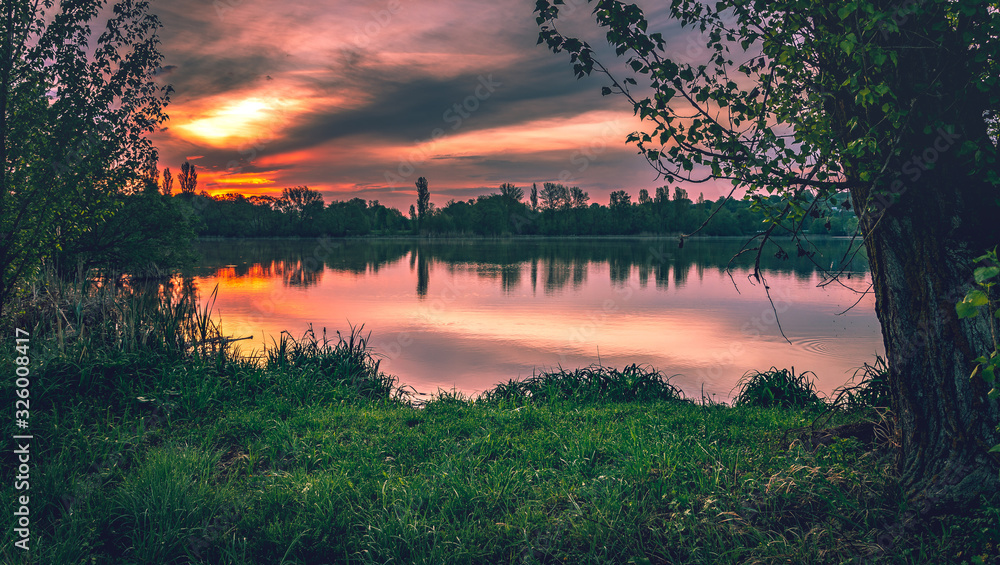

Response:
(189, 237), (879, 399)
(191, 237), (869, 294)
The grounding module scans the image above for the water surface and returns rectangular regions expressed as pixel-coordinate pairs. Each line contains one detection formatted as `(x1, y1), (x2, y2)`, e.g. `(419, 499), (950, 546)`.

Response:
(190, 237), (883, 401)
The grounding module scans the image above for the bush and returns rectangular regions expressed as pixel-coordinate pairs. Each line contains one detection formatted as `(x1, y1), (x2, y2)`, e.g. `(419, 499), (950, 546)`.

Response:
(733, 366), (823, 408)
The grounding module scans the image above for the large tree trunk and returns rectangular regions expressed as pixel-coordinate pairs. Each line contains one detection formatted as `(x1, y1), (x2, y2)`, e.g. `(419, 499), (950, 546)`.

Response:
(856, 145), (1000, 512)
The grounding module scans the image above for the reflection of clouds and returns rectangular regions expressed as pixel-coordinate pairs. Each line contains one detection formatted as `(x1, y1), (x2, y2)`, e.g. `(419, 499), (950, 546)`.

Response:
(194, 239), (882, 400)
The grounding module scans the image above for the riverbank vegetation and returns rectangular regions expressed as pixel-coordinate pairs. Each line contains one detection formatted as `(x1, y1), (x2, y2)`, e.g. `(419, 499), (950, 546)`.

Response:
(2, 280), (997, 564)
(171, 181), (859, 238)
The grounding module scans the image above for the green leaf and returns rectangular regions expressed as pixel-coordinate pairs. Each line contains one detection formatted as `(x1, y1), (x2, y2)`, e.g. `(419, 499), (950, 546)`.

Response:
(983, 364), (996, 383)
(956, 301), (980, 319)
(968, 290), (989, 305)
(974, 266), (1000, 284)
(989, 444), (1000, 453)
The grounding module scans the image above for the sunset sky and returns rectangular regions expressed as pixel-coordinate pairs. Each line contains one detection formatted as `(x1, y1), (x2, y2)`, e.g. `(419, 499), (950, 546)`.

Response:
(147, 0), (729, 210)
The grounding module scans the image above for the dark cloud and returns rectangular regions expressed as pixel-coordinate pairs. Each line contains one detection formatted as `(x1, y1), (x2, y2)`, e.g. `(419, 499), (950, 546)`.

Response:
(149, 0), (685, 208)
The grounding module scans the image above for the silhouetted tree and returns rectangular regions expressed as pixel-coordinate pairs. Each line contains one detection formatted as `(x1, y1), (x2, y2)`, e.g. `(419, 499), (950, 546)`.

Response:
(416, 176), (430, 229)
(570, 186), (590, 208)
(141, 152), (159, 193)
(530, 182), (539, 211)
(609, 190), (631, 209)
(179, 161), (198, 195)
(541, 182), (570, 210)
(499, 182), (524, 203)
(161, 168), (173, 197)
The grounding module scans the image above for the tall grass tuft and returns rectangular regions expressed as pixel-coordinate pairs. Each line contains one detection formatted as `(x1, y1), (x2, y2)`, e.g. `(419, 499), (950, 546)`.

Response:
(733, 366), (824, 408)
(265, 323), (402, 401)
(831, 355), (892, 410)
(481, 363), (686, 404)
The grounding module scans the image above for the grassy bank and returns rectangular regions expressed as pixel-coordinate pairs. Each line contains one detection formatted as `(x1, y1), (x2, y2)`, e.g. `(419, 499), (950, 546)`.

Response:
(2, 280), (997, 564)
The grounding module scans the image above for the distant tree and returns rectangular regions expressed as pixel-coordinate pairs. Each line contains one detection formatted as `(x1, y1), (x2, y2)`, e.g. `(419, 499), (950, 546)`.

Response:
(161, 167), (173, 197)
(409, 204), (417, 222)
(277, 186), (324, 234)
(609, 190), (631, 210)
(569, 186), (590, 208)
(141, 152), (159, 193)
(638, 189), (651, 205)
(179, 161), (198, 195)
(530, 182), (539, 211)
(499, 182), (524, 203)
(416, 176), (430, 229)
(654, 186), (670, 203)
(696, 192), (705, 205)
(541, 182), (570, 210)
(673, 188), (689, 203)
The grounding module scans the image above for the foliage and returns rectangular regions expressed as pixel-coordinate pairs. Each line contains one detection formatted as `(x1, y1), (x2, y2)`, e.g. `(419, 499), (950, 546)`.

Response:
(186, 181), (857, 238)
(178, 160), (198, 195)
(733, 367), (824, 409)
(0, 0), (170, 316)
(956, 248), (1000, 455)
(58, 190), (197, 277)
(265, 324), (401, 401)
(534, 0), (999, 236)
(7, 298), (999, 562)
(831, 355), (893, 411)
(534, 0), (1000, 503)
(480, 363), (686, 404)
(416, 176), (431, 229)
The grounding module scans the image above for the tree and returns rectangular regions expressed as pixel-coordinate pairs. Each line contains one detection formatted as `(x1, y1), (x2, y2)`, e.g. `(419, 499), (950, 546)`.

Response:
(161, 167), (174, 197)
(499, 182), (524, 203)
(277, 186), (324, 235)
(0, 0), (169, 314)
(638, 188), (651, 205)
(178, 160), (198, 195)
(141, 151), (159, 193)
(541, 182), (571, 210)
(415, 176), (430, 230)
(536, 0), (1000, 507)
(570, 186), (590, 208)
(609, 190), (631, 210)
(530, 182), (539, 211)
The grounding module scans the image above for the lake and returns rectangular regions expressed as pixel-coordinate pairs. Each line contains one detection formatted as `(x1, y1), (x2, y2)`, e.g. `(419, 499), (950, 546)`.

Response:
(189, 237), (883, 401)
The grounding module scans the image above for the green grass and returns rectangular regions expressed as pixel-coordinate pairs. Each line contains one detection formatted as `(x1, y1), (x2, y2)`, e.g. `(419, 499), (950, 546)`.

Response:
(733, 366), (825, 409)
(2, 280), (998, 564)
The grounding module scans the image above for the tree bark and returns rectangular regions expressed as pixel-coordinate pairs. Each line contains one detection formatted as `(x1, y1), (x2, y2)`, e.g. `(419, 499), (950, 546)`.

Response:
(855, 144), (1000, 512)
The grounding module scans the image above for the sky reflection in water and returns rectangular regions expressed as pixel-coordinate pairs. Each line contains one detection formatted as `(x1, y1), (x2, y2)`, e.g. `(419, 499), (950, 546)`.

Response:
(191, 238), (883, 401)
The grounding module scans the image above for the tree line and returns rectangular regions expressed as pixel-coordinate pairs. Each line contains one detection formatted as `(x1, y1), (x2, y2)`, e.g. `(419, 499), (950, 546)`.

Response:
(154, 167), (857, 238)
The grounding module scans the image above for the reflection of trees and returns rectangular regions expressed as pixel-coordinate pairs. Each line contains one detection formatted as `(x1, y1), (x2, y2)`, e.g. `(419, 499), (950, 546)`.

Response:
(281, 260), (323, 287)
(416, 248), (429, 298)
(190, 237), (869, 295)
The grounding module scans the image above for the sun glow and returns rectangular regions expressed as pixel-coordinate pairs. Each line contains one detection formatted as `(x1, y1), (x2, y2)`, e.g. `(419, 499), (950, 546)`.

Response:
(174, 97), (291, 146)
